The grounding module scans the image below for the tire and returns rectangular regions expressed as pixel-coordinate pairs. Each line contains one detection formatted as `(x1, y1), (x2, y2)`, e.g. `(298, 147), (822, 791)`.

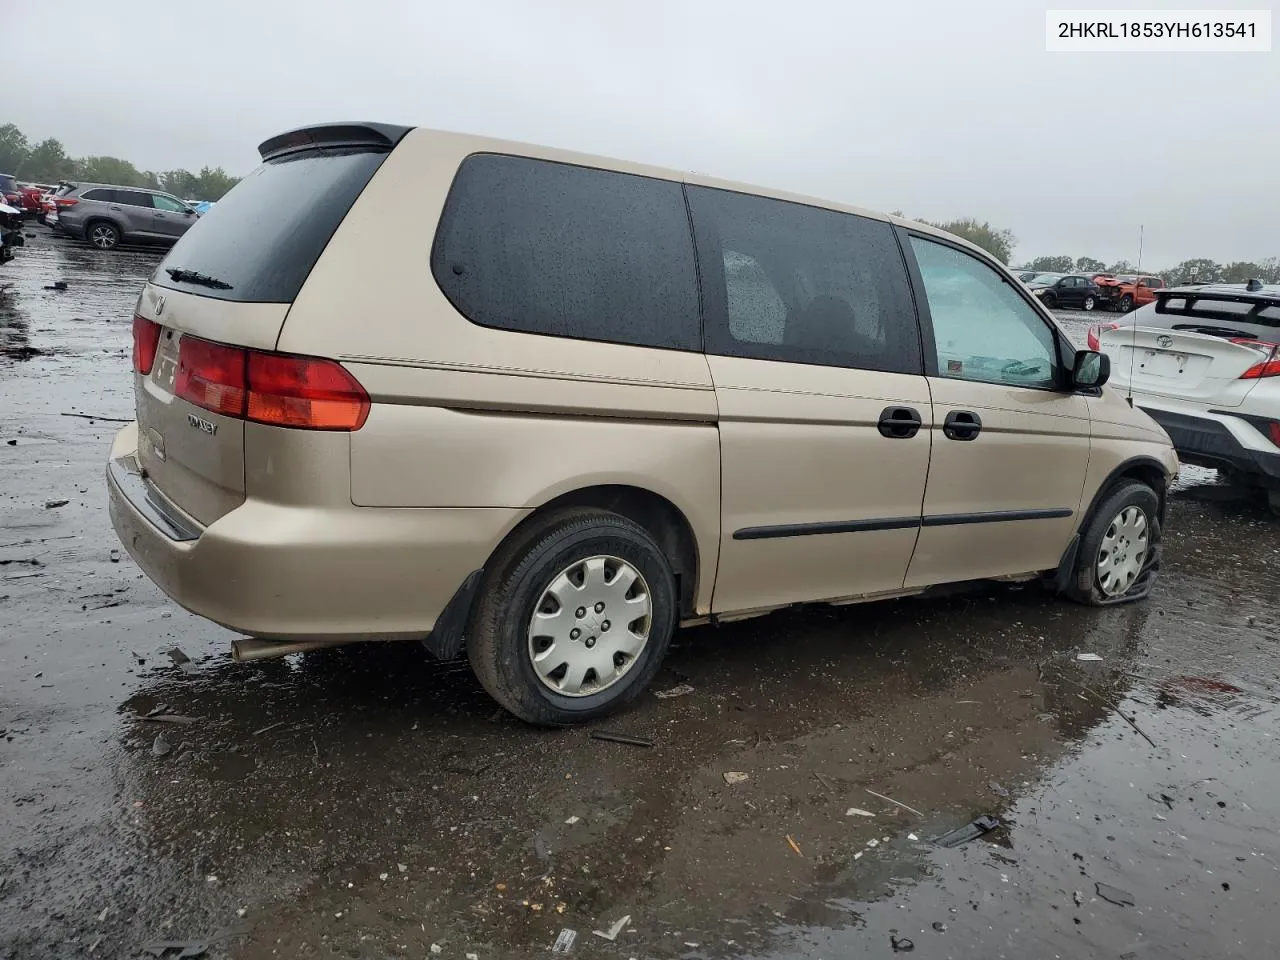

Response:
(1083, 295), (1096, 311)
(1064, 481), (1161, 606)
(467, 508), (678, 725)
(1119, 294), (1134, 313)
(1041, 293), (1057, 309)
(86, 220), (121, 250)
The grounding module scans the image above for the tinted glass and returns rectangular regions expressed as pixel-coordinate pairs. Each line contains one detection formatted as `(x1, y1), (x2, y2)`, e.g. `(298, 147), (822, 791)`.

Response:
(153, 147), (390, 303)
(0, 175), (16, 193)
(687, 186), (919, 374)
(910, 235), (1060, 389)
(1130, 295), (1280, 336)
(80, 188), (117, 202)
(152, 195), (187, 213)
(117, 191), (155, 207)
(432, 155), (699, 351)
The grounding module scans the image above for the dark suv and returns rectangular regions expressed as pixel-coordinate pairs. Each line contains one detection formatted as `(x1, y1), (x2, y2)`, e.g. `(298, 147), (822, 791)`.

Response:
(54, 183), (198, 250)
(1027, 273), (1102, 311)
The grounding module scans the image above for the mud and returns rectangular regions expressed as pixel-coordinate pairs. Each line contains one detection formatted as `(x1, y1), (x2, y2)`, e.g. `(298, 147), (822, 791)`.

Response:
(3, 230), (1279, 959)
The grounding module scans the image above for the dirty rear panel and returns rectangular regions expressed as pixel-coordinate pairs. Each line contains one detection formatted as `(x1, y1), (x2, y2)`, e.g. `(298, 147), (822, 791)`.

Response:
(132, 123), (410, 527)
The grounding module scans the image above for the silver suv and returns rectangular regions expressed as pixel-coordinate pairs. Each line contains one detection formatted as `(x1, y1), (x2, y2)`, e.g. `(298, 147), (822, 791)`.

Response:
(55, 182), (198, 250)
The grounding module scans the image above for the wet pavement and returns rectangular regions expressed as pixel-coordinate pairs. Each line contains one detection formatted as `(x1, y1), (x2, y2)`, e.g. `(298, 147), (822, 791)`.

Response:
(3, 228), (1280, 959)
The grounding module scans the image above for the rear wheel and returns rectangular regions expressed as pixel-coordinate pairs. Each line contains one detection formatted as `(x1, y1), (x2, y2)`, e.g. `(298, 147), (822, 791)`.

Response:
(467, 508), (677, 725)
(1065, 481), (1161, 605)
(1083, 295), (1096, 311)
(87, 220), (121, 250)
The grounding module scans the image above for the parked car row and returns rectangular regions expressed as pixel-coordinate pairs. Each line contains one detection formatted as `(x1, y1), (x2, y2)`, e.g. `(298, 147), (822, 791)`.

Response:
(1010, 268), (1169, 314)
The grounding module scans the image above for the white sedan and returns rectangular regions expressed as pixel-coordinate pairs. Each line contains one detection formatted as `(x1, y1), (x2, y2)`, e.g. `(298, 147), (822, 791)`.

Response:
(1091, 281), (1280, 514)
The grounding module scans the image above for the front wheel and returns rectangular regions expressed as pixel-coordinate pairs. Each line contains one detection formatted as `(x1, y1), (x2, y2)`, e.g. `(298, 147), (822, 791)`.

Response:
(1064, 481), (1161, 606)
(467, 508), (677, 725)
(1083, 295), (1096, 311)
(1040, 293), (1057, 309)
(1119, 294), (1134, 312)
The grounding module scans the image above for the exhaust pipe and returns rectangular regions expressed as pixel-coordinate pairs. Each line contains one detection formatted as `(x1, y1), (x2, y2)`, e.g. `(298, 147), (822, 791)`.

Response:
(231, 638), (351, 662)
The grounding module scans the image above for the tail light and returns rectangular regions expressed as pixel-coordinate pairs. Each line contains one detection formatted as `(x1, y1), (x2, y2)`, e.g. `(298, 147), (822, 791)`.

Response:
(131, 315), (162, 374)
(54, 197), (78, 208)
(1268, 422), (1280, 447)
(1232, 338), (1280, 379)
(1087, 322), (1119, 351)
(174, 335), (369, 431)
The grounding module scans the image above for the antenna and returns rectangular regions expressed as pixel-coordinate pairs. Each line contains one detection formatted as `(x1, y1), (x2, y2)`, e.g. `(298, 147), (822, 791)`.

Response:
(1125, 224), (1143, 407)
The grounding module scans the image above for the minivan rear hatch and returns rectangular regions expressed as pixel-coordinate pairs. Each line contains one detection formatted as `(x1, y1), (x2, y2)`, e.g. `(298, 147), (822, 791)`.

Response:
(1098, 287), (1280, 407)
(133, 123), (409, 526)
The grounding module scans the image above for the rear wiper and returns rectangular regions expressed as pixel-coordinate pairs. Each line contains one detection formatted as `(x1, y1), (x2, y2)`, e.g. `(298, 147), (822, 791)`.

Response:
(165, 267), (232, 290)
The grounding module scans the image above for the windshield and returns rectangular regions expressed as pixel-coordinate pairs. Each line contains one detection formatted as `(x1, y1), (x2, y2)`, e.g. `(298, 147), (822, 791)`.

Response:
(1030, 273), (1059, 285)
(152, 146), (390, 303)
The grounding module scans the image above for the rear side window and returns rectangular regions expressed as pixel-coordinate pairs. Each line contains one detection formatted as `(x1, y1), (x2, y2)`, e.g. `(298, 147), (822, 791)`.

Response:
(153, 147), (390, 303)
(686, 185), (920, 374)
(118, 190), (156, 208)
(1133, 294), (1280, 338)
(81, 188), (117, 202)
(431, 154), (700, 351)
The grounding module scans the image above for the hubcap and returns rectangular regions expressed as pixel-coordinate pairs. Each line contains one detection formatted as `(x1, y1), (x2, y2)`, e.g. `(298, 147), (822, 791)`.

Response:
(91, 227), (114, 248)
(527, 555), (652, 697)
(1096, 505), (1149, 597)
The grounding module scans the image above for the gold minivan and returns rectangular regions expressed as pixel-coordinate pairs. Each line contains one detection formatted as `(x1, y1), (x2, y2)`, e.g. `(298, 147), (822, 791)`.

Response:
(107, 122), (1178, 724)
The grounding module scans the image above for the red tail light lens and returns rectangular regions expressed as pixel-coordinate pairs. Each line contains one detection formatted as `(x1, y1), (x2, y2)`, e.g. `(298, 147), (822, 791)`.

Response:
(1268, 422), (1280, 447)
(1087, 322), (1119, 351)
(1233, 338), (1280, 379)
(131, 315), (162, 375)
(175, 337), (247, 417)
(173, 336), (368, 430)
(54, 197), (78, 208)
(247, 353), (370, 430)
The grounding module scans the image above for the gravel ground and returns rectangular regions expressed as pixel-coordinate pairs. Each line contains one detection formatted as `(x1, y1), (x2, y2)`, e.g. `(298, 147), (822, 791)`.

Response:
(3, 229), (1280, 960)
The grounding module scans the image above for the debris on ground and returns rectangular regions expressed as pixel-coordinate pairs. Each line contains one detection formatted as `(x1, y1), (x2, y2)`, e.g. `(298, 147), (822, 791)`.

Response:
(812, 771), (837, 793)
(653, 683), (695, 699)
(907, 833), (919, 841)
(151, 734), (172, 758)
(60, 411), (134, 423)
(933, 815), (1001, 848)
(564, 815), (581, 825)
(845, 807), (876, 817)
(592, 914), (631, 941)
(166, 647), (191, 668)
(252, 721), (287, 737)
(786, 835), (803, 856)
(44, 499), (69, 509)
(723, 771), (749, 785)
(1073, 890), (1083, 906)
(890, 934), (915, 952)
(1076, 653), (1104, 662)
(932, 921), (946, 932)
(138, 714), (199, 725)
(430, 944), (443, 955)
(589, 730), (654, 748)
(1095, 881), (1136, 907)
(44, 281), (69, 291)
(139, 941), (209, 958)
(865, 787), (924, 817)
(551, 928), (577, 953)
(108, 549), (121, 562)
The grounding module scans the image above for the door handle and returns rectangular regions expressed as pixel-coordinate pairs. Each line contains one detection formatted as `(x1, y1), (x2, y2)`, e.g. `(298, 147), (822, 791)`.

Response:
(109, 206), (122, 211)
(877, 406), (923, 439)
(943, 410), (982, 441)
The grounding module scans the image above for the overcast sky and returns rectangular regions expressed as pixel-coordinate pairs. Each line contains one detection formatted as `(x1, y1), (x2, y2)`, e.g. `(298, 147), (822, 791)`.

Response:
(11, 0), (1277, 267)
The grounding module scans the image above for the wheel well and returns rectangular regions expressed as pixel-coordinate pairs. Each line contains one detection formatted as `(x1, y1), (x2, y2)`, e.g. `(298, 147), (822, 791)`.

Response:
(536, 485), (700, 617)
(1090, 459), (1169, 526)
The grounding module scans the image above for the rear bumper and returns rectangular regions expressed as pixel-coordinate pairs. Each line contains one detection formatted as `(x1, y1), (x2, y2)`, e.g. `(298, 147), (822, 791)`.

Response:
(106, 423), (527, 640)
(1138, 406), (1280, 487)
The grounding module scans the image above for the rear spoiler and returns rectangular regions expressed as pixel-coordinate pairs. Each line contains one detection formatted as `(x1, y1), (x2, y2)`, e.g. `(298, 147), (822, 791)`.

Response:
(1155, 287), (1280, 323)
(257, 122), (413, 162)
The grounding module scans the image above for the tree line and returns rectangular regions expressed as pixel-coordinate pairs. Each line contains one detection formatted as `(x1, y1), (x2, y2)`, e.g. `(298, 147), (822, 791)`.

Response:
(0, 123), (239, 201)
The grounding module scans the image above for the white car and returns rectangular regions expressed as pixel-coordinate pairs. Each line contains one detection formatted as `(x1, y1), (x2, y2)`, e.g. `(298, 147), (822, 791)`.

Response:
(1091, 281), (1280, 514)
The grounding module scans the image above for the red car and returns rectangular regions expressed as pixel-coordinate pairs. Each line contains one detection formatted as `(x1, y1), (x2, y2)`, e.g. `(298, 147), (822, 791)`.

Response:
(1094, 274), (1167, 312)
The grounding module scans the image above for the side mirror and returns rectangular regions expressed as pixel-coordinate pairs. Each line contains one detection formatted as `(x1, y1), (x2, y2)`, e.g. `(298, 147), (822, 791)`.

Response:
(183, 208), (195, 217)
(1072, 349), (1110, 389)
